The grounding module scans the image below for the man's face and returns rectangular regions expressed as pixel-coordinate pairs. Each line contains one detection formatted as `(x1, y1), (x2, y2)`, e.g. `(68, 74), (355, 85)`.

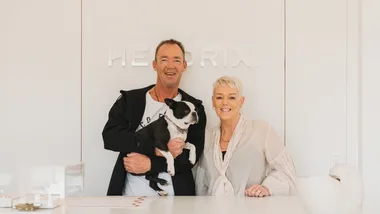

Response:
(153, 44), (187, 88)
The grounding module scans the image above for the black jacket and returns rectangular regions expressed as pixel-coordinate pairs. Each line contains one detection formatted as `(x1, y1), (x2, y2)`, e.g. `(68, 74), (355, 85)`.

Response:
(102, 84), (206, 196)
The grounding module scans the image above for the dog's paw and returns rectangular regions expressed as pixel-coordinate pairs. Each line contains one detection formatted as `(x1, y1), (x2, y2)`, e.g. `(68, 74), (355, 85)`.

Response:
(188, 145), (196, 164)
(167, 161), (175, 176)
(189, 151), (196, 164)
(158, 190), (168, 196)
(167, 168), (175, 176)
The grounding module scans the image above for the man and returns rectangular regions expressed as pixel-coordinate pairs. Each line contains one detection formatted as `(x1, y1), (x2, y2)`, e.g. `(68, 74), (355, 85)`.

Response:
(102, 39), (207, 196)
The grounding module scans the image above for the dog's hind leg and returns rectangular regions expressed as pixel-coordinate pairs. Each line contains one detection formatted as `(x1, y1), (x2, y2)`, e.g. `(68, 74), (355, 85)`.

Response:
(146, 177), (168, 196)
(184, 142), (196, 164)
(146, 175), (168, 186)
(146, 174), (168, 196)
(149, 180), (168, 196)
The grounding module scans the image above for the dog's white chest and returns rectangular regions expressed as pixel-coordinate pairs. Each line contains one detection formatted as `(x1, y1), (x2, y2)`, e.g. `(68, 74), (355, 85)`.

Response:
(158, 118), (197, 182)
(167, 123), (187, 141)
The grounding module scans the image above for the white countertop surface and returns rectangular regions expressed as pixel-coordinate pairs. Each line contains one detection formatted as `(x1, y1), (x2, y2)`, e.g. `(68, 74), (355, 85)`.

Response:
(0, 196), (308, 214)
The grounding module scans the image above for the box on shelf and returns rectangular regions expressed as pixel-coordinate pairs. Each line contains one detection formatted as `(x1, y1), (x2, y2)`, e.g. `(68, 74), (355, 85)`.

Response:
(18, 162), (84, 198)
(12, 193), (61, 209)
(0, 162), (84, 209)
(0, 173), (19, 208)
(0, 195), (19, 208)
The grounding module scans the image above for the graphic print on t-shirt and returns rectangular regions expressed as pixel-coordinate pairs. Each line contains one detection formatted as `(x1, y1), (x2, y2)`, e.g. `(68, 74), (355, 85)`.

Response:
(139, 113), (166, 129)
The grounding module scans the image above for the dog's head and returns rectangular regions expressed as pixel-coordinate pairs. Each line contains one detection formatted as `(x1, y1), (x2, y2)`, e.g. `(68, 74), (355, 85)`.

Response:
(164, 98), (199, 129)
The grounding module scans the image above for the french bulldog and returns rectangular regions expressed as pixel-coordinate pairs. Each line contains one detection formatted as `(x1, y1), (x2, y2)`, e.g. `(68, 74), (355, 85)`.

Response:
(134, 98), (199, 196)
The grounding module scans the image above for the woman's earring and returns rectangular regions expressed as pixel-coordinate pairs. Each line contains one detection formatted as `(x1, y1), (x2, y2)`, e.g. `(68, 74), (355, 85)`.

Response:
(212, 107), (215, 110)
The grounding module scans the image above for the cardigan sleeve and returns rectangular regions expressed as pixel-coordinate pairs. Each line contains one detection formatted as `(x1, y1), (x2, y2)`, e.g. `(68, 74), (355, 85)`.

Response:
(261, 125), (297, 196)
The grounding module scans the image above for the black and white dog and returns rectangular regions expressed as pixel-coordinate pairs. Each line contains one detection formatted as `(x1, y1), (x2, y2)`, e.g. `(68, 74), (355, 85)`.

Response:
(135, 98), (199, 196)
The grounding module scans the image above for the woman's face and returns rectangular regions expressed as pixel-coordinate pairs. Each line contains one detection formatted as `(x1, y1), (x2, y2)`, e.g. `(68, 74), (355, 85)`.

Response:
(212, 85), (244, 121)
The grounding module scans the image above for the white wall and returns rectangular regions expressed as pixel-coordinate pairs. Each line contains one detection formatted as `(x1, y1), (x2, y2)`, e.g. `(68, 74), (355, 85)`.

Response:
(286, 0), (349, 176)
(0, 0), (81, 192)
(361, 0), (380, 213)
(1, 1), (376, 211)
(81, 0), (285, 196)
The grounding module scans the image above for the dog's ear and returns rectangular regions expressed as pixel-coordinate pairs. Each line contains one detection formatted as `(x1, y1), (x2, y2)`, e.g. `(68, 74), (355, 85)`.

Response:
(164, 98), (177, 108)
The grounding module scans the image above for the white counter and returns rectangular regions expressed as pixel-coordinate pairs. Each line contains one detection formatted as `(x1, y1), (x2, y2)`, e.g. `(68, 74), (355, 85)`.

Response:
(0, 196), (308, 214)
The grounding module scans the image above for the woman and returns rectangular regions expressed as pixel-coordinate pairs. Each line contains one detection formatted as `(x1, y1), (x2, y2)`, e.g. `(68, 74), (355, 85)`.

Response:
(195, 76), (297, 197)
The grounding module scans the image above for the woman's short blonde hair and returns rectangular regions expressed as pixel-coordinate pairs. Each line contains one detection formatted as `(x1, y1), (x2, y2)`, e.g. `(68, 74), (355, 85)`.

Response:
(213, 75), (243, 96)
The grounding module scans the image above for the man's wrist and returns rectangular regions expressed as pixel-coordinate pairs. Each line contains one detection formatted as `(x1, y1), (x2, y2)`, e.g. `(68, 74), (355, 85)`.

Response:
(145, 157), (151, 172)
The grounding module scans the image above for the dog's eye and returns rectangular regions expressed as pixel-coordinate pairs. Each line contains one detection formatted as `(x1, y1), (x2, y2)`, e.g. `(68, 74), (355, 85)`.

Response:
(185, 110), (190, 114)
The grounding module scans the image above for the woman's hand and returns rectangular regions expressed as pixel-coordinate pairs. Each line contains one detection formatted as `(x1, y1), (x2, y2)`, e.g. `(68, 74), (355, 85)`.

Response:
(245, 184), (270, 197)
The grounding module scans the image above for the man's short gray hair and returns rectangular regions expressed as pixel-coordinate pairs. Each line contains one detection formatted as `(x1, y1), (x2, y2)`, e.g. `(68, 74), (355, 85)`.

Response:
(213, 75), (243, 96)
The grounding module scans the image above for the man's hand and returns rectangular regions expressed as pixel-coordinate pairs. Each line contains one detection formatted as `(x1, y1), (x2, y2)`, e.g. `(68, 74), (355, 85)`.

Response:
(123, 153), (151, 174)
(167, 138), (185, 158)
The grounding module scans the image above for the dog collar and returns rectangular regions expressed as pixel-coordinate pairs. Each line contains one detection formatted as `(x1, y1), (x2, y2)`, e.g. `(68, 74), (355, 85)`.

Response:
(164, 115), (188, 134)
